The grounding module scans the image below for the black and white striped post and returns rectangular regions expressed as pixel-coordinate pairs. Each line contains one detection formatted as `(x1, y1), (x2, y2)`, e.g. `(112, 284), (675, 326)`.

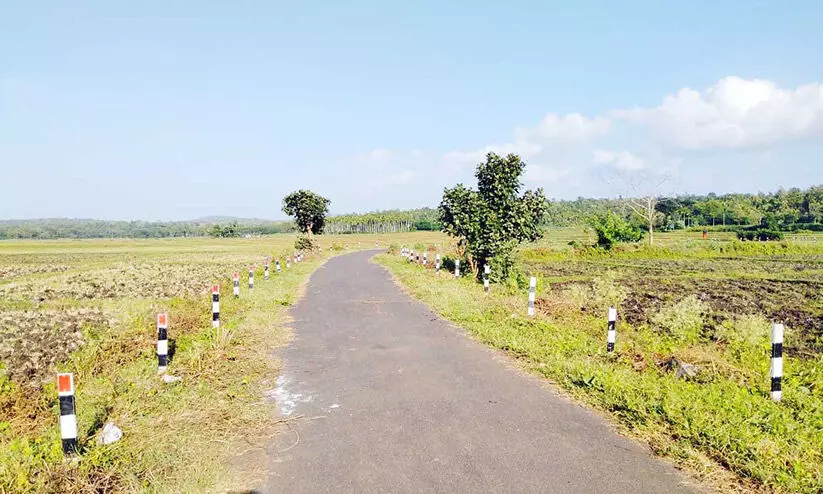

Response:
(416, 253), (420, 264)
(528, 277), (536, 316)
(57, 373), (78, 454)
(423, 252), (427, 267)
(771, 323), (784, 402)
(264, 258), (270, 280)
(276, 258), (281, 274)
(483, 264), (490, 293)
(211, 284), (220, 328)
(233, 272), (240, 297)
(248, 265), (255, 291)
(286, 256), (291, 269)
(454, 259), (460, 278)
(435, 253), (441, 273)
(157, 313), (169, 373)
(607, 307), (617, 352)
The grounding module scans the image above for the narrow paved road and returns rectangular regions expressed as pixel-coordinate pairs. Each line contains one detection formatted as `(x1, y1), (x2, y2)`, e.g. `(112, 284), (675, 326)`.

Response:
(263, 251), (694, 493)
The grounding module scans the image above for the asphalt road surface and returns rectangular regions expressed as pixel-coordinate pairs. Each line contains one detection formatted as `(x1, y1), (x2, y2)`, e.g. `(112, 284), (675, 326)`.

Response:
(263, 250), (695, 493)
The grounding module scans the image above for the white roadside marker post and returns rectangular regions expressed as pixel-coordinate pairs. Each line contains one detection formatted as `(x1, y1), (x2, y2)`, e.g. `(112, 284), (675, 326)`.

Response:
(423, 252), (428, 267)
(57, 373), (78, 455)
(211, 284), (220, 328)
(248, 265), (255, 291)
(157, 313), (169, 373)
(276, 258), (281, 274)
(607, 307), (617, 352)
(264, 258), (270, 280)
(287, 256), (291, 269)
(771, 323), (784, 402)
(484, 264), (490, 293)
(454, 259), (460, 278)
(435, 253), (441, 273)
(233, 272), (240, 297)
(528, 277), (536, 316)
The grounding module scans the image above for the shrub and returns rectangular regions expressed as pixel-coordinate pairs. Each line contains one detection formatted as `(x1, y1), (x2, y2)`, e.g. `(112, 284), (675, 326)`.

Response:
(387, 243), (400, 255)
(330, 242), (344, 251)
(650, 295), (710, 343)
(736, 229), (784, 241)
(294, 235), (316, 251)
(715, 314), (771, 348)
(591, 271), (628, 312)
(587, 211), (644, 250)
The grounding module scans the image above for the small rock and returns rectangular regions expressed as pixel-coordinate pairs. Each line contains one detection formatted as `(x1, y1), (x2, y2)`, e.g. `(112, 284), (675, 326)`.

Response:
(676, 362), (699, 380)
(162, 374), (182, 384)
(98, 423), (123, 445)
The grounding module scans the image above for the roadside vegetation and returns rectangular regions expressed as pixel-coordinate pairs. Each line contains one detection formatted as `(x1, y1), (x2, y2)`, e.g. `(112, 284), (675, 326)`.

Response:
(378, 233), (823, 492)
(0, 237), (327, 492)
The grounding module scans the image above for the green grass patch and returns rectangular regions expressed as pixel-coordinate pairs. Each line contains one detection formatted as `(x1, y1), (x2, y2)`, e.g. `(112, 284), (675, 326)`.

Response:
(377, 253), (823, 493)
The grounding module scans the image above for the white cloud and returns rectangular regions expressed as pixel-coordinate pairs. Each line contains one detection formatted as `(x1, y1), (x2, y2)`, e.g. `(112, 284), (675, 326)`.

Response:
(370, 169), (417, 187)
(514, 113), (610, 144)
(443, 112), (607, 164)
(592, 150), (645, 171)
(615, 76), (823, 149)
(523, 164), (571, 183)
(370, 148), (391, 160)
(442, 140), (542, 164)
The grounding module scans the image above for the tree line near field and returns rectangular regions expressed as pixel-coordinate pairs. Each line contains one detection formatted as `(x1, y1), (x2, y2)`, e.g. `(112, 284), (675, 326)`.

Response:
(3, 171), (821, 241)
(545, 186), (823, 231)
(0, 209), (441, 240)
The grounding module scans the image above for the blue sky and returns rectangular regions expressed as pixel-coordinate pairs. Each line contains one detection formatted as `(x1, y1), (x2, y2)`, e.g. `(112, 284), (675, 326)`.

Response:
(2, 1), (822, 220)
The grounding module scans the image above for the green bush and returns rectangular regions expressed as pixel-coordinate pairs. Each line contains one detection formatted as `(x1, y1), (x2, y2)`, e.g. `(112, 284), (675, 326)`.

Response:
(650, 295), (710, 343)
(736, 229), (784, 241)
(387, 243), (400, 255)
(294, 235), (316, 251)
(587, 211), (644, 250)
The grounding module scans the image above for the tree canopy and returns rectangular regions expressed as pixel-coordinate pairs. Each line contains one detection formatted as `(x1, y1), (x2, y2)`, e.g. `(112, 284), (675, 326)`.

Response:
(282, 190), (331, 235)
(438, 152), (548, 278)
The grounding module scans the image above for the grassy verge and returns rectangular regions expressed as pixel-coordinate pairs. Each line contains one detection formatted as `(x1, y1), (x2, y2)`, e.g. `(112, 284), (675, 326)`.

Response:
(1, 246), (326, 493)
(376, 253), (823, 493)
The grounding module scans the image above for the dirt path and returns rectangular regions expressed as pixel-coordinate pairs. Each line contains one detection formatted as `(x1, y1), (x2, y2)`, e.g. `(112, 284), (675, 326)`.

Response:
(263, 251), (695, 493)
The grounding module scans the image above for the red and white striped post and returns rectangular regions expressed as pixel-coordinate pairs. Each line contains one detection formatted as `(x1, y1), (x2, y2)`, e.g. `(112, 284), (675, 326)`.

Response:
(248, 265), (255, 291)
(264, 258), (270, 280)
(57, 373), (78, 454)
(157, 313), (169, 373)
(233, 272), (240, 297)
(211, 284), (220, 328)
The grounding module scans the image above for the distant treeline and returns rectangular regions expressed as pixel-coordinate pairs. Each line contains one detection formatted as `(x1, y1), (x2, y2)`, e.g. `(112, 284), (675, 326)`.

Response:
(325, 208), (440, 234)
(0, 218), (295, 239)
(5, 186), (822, 239)
(545, 185), (823, 231)
(0, 209), (442, 240)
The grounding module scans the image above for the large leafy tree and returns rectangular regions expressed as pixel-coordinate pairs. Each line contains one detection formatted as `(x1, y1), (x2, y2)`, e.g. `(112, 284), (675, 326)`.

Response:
(282, 190), (331, 235)
(438, 152), (548, 278)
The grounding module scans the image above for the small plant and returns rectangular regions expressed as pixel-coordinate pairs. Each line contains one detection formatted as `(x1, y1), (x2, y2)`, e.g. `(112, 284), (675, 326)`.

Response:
(591, 271), (628, 312)
(650, 295), (710, 343)
(331, 242), (344, 251)
(387, 243), (399, 255)
(294, 235), (316, 251)
(715, 313), (771, 348)
(587, 211), (644, 250)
